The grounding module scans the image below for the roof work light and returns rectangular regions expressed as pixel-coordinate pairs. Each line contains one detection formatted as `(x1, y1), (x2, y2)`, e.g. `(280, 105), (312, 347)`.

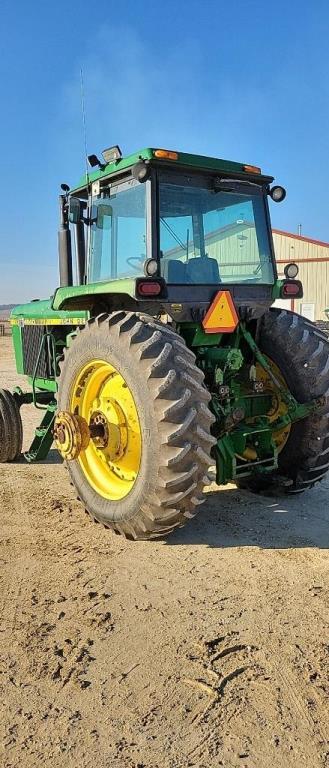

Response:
(284, 263), (299, 279)
(269, 185), (286, 202)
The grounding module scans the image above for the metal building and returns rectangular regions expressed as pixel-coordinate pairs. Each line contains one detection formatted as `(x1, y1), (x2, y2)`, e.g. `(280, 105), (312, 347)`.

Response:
(273, 229), (329, 321)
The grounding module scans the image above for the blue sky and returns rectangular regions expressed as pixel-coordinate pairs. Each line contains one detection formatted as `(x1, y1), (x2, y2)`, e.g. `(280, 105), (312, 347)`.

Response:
(0, 0), (328, 303)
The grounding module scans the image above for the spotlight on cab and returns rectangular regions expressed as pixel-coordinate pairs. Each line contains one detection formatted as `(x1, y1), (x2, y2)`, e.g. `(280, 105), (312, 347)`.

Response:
(269, 185), (286, 202)
(284, 262), (299, 279)
(144, 258), (158, 277)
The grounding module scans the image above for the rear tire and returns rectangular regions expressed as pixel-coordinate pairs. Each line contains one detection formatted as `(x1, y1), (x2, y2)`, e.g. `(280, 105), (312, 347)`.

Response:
(57, 312), (216, 539)
(0, 389), (23, 462)
(236, 309), (329, 494)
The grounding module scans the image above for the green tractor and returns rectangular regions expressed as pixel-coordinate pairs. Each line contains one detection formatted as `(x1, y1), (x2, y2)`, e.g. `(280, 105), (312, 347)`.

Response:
(3, 145), (329, 539)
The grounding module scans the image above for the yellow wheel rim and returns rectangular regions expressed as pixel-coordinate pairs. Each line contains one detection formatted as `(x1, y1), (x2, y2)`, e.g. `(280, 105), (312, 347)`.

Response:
(70, 359), (142, 501)
(254, 355), (291, 453)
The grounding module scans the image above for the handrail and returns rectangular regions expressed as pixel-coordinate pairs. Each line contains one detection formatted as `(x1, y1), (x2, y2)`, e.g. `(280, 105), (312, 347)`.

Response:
(31, 331), (57, 410)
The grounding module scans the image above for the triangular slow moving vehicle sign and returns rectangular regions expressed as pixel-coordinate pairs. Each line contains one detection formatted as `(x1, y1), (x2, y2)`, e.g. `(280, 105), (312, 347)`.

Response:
(202, 290), (239, 333)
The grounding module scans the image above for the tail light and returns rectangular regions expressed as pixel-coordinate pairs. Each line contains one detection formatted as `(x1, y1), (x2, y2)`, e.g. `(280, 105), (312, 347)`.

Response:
(136, 280), (163, 296)
(280, 280), (303, 298)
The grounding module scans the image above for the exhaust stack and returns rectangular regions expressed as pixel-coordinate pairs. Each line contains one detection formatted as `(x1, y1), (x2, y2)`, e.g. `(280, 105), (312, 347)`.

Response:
(58, 193), (73, 287)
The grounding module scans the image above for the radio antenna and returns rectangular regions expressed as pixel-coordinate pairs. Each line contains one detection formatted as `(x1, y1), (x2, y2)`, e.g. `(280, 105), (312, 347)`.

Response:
(80, 67), (89, 183)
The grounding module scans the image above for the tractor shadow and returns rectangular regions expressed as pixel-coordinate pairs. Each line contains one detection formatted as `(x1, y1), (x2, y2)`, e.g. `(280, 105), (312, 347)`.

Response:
(168, 482), (329, 550)
(41, 449), (63, 465)
(17, 449), (62, 466)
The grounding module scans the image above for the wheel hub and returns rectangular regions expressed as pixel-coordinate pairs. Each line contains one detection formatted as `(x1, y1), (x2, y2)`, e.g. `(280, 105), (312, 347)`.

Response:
(89, 411), (109, 448)
(54, 412), (90, 461)
(254, 357), (291, 452)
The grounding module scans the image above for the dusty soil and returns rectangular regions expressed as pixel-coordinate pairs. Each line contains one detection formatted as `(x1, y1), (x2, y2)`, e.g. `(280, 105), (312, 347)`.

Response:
(0, 335), (328, 768)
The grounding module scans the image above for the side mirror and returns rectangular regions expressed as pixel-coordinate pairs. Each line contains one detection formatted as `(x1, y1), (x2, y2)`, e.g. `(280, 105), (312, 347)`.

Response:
(96, 204), (113, 229)
(68, 197), (83, 224)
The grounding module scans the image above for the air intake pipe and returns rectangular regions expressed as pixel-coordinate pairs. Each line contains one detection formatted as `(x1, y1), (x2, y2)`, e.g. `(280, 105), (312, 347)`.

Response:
(58, 194), (73, 287)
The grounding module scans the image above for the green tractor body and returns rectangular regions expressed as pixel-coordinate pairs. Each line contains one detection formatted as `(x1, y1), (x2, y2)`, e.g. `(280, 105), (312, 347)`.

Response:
(4, 146), (329, 538)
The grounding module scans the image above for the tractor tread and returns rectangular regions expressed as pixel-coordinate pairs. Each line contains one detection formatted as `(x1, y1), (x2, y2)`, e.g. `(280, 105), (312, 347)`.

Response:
(58, 311), (215, 540)
(158, 387), (192, 419)
(238, 308), (329, 495)
(0, 389), (23, 463)
(159, 463), (198, 489)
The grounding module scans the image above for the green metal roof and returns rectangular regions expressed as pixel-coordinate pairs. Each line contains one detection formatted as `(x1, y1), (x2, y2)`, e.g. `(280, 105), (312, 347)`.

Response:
(72, 147), (272, 192)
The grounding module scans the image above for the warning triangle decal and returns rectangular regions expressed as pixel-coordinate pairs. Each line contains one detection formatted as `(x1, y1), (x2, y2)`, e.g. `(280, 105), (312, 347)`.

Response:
(202, 290), (239, 334)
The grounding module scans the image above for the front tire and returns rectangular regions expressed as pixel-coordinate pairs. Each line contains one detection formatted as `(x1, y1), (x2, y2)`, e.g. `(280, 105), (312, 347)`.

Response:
(57, 312), (215, 539)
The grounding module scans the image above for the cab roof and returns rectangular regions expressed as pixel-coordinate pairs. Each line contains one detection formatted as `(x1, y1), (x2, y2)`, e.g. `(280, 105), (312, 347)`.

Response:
(71, 147), (273, 194)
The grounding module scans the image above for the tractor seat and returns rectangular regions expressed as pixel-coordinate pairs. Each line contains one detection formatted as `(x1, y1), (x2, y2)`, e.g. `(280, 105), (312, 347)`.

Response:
(162, 258), (187, 282)
(186, 256), (221, 284)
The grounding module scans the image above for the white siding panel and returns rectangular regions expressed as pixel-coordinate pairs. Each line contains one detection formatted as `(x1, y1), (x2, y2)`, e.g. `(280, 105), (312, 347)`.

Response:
(273, 232), (329, 320)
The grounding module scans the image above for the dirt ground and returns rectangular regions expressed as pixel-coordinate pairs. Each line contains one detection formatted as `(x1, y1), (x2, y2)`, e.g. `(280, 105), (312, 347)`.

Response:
(0, 335), (328, 768)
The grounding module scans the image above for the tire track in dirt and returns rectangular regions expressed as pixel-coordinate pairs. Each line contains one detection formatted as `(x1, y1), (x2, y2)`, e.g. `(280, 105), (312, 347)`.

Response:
(0, 458), (121, 766)
(0, 469), (37, 634)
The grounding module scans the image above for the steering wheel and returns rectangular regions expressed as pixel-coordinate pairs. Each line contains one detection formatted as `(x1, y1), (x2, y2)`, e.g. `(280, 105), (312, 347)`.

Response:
(127, 256), (145, 272)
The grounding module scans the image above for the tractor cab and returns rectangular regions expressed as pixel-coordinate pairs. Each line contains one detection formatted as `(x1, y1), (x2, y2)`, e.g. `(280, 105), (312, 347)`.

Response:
(56, 147), (292, 321)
